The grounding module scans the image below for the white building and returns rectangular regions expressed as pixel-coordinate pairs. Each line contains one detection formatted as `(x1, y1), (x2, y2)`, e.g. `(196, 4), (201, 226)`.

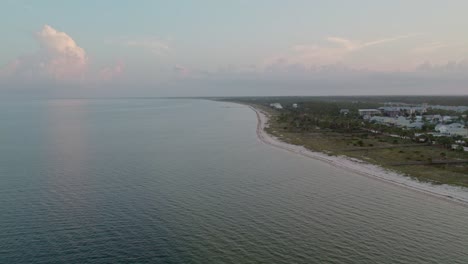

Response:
(435, 123), (468, 137)
(270, 103), (283, 109)
(370, 116), (424, 129)
(358, 109), (381, 118)
(442, 116), (458, 123)
(379, 107), (401, 117)
(340, 109), (350, 115)
(451, 144), (468, 151)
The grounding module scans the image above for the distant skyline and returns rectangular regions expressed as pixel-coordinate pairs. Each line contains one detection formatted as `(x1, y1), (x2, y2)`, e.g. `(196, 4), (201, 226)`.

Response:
(1, 0), (468, 97)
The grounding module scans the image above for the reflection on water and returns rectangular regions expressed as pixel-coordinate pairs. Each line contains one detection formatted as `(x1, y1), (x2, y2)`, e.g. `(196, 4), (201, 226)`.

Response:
(0, 99), (467, 263)
(43, 100), (93, 226)
(45, 99), (88, 178)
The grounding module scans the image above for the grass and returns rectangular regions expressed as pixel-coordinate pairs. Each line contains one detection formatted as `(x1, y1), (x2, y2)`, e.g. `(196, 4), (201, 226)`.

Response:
(258, 104), (468, 188)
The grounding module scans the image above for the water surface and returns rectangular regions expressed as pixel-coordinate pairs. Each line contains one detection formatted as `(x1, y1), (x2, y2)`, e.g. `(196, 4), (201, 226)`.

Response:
(0, 99), (467, 263)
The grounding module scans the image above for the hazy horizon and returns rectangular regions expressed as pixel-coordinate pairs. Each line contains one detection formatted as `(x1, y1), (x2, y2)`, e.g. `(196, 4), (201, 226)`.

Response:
(2, 3), (468, 261)
(2, 1), (468, 97)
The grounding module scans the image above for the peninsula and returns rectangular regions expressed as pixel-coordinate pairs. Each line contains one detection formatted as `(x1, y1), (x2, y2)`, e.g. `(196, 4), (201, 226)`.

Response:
(220, 96), (468, 190)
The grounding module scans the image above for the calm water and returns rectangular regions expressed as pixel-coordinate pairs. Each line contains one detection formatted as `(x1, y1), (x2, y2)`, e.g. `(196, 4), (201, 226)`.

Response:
(0, 98), (467, 263)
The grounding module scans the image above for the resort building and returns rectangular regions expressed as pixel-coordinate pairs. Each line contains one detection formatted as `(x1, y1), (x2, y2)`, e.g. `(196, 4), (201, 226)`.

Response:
(379, 107), (401, 117)
(378, 106), (427, 117)
(358, 109), (381, 118)
(270, 103), (283, 109)
(370, 116), (424, 129)
(435, 123), (468, 137)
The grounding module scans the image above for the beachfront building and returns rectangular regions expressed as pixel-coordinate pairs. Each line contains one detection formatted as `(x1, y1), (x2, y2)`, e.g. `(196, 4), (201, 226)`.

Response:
(370, 116), (424, 129)
(401, 106), (427, 115)
(340, 109), (350, 115)
(358, 109), (381, 119)
(405, 121), (425, 129)
(370, 116), (396, 126)
(292, 103), (298, 108)
(423, 114), (442, 123)
(435, 123), (468, 137)
(451, 144), (468, 151)
(429, 105), (468, 113)
(270, 103), (283, 109)
(379, 107), (401, 117)
(442, 116), (459, 123)
(378, 106), (427, 117)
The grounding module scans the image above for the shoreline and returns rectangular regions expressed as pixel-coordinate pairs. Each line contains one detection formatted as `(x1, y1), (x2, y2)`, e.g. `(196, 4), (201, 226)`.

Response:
(247, 104), (468, 207)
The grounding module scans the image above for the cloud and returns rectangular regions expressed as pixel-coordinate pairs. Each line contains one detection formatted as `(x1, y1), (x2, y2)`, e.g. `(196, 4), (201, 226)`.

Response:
(124, 38), (169, 55)
(290, 44), (346, 65)
(0, 59), (21, 77)
(326, 37), (357, 50)
(362, 34), (414, 48)
(1, 24), (126, 83)
(173, 65), (190, 77)
(99, 61), (124, 81)
(0, 25), (88, 80)
(326, 35), (413, 52)
(36, 25), (88, 79)
(264, 34), (417, 70)
(412, 42), (451, 54)
(416, 60), (468, 74)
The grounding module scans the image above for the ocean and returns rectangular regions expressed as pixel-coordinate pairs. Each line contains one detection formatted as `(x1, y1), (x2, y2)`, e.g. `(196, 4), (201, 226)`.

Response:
(1, 98), (467, 263)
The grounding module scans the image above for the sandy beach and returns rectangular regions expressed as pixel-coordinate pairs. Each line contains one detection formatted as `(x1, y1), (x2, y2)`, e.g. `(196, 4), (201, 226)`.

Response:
(249, 105), (468, 206)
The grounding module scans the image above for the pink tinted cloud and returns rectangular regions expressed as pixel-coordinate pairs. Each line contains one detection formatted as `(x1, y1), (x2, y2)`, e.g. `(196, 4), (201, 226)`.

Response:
(1, 25), (125, 83)
(36, 25), (88, 80)
(263, 34), (418, 71)
(173, 65), (190, 77)
(99, 61), (125, 81)
(0, 59), (21, 77)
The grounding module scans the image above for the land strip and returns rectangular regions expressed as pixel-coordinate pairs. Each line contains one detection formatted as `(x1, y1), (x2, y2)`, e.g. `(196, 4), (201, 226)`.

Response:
(220, 97), (468, 188)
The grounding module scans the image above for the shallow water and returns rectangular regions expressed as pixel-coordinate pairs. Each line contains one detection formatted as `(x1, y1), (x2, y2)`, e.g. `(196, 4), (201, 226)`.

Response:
(0, 98), (467, 263)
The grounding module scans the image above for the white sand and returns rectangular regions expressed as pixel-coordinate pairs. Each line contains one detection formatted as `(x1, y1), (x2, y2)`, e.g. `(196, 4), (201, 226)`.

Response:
(249, 105), (468, 206)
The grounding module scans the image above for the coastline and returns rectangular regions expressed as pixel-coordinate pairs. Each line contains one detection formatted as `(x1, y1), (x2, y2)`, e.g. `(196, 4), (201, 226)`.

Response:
(247, 104), (468, 206)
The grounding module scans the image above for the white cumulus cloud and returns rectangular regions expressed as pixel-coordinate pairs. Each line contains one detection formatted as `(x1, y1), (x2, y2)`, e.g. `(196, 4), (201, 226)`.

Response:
(36, 25), (88, 79)
(1, 24), (126, 83)
(0, 25), (89, 80)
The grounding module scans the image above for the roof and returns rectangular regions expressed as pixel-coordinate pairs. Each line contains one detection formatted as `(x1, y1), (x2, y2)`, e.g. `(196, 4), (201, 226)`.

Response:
(359, 109), (380, 112)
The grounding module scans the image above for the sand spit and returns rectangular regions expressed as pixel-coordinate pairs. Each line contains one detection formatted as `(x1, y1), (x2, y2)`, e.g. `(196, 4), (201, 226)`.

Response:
(249, 105), (468, 206)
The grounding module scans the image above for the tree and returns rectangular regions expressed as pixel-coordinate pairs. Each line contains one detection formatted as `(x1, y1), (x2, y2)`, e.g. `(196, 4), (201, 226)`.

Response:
(437, 137), (454, 149)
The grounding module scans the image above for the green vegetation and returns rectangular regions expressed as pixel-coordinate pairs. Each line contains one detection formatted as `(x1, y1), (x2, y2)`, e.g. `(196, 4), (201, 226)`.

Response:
(221, 96), (468, 187)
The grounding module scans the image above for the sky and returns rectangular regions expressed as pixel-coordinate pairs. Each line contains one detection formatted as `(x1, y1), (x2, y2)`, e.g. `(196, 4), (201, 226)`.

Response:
(1, 0), (468, 97)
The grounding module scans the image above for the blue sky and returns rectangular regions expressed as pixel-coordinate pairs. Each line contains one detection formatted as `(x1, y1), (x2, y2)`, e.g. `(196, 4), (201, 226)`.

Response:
(1, 0), (468, 97)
